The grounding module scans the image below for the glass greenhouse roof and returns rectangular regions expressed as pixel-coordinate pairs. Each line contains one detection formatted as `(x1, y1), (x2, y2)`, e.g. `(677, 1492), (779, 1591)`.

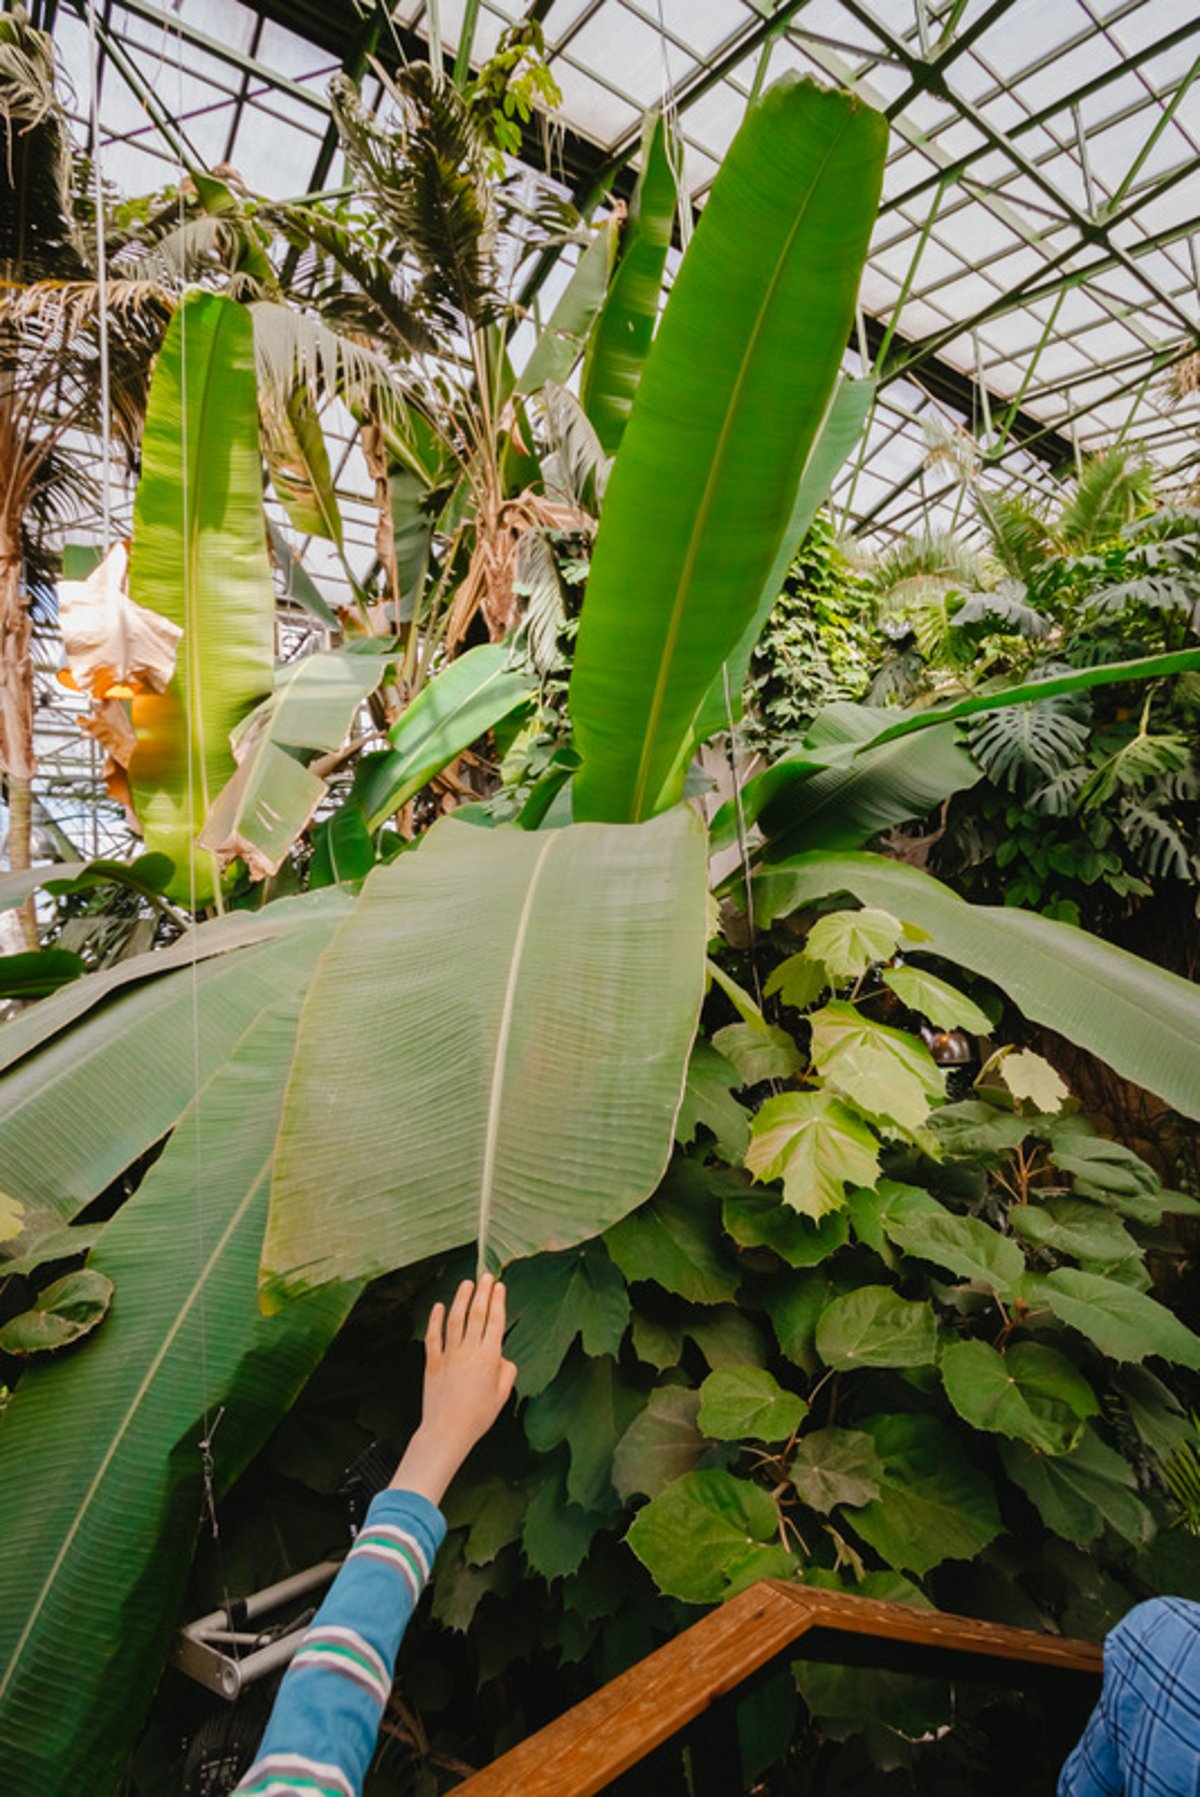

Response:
(41, 0), (1199, 560)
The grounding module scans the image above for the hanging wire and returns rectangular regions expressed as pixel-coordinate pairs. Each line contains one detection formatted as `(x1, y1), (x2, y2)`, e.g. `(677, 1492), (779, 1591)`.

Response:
(83, 0), (111, 555)
(653, 0), (690, 251)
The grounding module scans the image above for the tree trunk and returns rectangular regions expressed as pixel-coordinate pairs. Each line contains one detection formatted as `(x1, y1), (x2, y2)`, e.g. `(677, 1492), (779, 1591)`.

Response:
(0, 510), (37, 948)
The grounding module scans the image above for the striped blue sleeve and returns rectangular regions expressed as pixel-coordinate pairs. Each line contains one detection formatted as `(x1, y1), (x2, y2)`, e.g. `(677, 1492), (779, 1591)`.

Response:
(233, 1488), (445, 1797)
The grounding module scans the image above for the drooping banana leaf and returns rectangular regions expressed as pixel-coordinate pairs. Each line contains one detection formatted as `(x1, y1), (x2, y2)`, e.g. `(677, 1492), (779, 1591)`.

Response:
(267, 520), (341, 630)
(198, 648), (393, 878)
(0, 998), (355, 1797)
(263, 384), (344, 545)
(725, 648), (1200, 852)
(517, 216), (618, 396)
(754, 852), (1200, 1122)
(128, 292), (276, 905)
(353, 644), (534, 832)
(691, 375), (877, 745)
(711, 700), (981, 860)
(580, 109), (677, 454)
(265, 806), (709, 1297)
(569, 78), (886, 823)
(0, 893), (350, 1216)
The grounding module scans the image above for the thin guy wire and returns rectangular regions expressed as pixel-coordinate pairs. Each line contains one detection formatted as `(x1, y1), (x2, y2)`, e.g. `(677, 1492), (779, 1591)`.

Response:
(84, 0), (111, 554)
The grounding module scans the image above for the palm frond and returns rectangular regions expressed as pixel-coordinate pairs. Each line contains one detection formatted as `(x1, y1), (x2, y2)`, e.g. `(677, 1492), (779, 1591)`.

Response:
(331, 63), (501, 331)
(513, 527), (565, 674)
(866, 531), (984, 610)
(249, 298), (400, 416)
(1057, 446), (1155, 549)
(1159, 350), (1200, 410)
(267, 202), (435, 357)
(968, 692), (1091, 791)
(0, 9), (78, 270)
(539, 382), (609, 516)
(974, 488), (1053, 585)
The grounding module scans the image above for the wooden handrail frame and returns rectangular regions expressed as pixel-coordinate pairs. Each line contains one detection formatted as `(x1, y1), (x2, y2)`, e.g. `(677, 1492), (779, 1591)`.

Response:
(452, 1579), (1103, 1797)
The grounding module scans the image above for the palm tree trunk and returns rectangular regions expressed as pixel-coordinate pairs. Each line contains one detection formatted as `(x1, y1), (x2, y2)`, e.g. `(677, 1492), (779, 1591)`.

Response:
(0, 507), (37, 948)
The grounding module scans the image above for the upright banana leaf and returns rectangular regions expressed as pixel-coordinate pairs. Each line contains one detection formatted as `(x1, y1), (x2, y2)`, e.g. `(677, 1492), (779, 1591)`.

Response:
(0, 998), (355, 1797)
(691, 375), (877, 745)
(580, 110), (677, 454)
(569, 77), (886, 823)
(517, 216), (618, 395)
(353, 644), (534, 832)
(129, 292), (276, 905)
(755, 852), (1200, 1122)
(265, 807), (709, 1297)
(0, 893), (350, 1216)
(198, 648), (393, 878)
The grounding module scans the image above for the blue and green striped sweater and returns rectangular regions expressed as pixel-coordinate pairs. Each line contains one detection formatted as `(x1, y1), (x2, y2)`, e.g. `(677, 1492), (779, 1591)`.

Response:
(233, 1489), (445, 1797)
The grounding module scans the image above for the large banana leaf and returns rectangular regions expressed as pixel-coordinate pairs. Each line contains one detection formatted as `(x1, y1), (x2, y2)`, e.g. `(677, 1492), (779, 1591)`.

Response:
(755, 852), (1200, 1122)
(691, 375), (877, 746)
(517, 216), (617, 396)
(580, 110), (677, 455)
(569, 78), (886, 824)
(0, 998), (355, 1796)
(265, 807), (709, 1296)
(727, 648), (1200, 852)
(129, 292), (276, 905)
(353, 644), (534, 832)
(0, 894), (350, 1215)
(198, 648), (393, 877)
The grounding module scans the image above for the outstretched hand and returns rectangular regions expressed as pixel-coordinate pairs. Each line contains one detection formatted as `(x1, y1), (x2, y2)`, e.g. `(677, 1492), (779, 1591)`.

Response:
(389, 1274), (517, 1507)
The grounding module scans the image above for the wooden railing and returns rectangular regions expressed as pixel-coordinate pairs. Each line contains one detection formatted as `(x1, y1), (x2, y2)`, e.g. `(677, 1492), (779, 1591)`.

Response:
(453, 1579), (1103, 1797)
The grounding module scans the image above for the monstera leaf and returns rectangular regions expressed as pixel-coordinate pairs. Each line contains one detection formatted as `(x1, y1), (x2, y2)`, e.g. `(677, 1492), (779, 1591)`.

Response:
(265, 808), (709, 1294)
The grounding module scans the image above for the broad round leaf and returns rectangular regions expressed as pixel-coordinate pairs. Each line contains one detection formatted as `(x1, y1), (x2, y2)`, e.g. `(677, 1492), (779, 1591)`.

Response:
(0, 1269), (113, 1356)
(746, 1092), (880, 1221)
(805, 909), (903, 981)
(625, 1469), (794, 1603)
(266, 809), (709, 1293)
(789, 1427), (885, 1512)
(1009, 1196), (1138, 1266)
(882, 966), (992, 1035)
(939, 1339), (1097, 1454)
(848, 1414), (1002, 1577)
(815, 1285), (938, 1370)
(613, 1388), (706, 1502)
(1000, 1427), (1153, 1547)
(1026, 1268), (1200, 1368)
(808, 1001), (945, 1136)
(697, 1366), (807, 1442)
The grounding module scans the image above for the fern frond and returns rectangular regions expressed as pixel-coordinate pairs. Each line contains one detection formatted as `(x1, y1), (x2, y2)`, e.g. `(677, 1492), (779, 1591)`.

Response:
(968, 694), (1091, 791)
(1057, 446), (1155, 549)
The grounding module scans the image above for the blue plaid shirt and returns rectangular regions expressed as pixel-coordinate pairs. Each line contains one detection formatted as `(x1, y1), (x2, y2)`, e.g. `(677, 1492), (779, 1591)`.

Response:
(1060, 1597), (1200, 1795)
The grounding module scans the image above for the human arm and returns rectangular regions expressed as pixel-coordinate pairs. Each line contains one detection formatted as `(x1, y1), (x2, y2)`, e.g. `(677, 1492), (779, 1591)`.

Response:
(233, 1276), (516, 1797)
